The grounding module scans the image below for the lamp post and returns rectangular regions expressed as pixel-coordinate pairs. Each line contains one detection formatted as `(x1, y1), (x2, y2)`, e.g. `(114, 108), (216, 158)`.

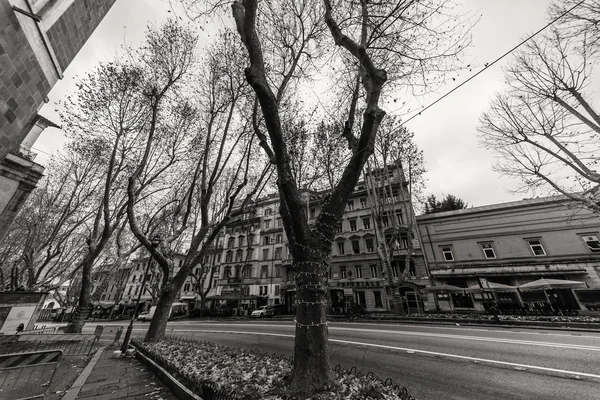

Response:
(121, 234), (161, 353)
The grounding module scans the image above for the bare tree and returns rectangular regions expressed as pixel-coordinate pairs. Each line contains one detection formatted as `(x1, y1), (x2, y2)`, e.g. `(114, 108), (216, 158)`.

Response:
(550, 0), (600, 54)
(127, 30), (270, 341)
(224, 0), (471, 395)
(364, 117), (424, 315)
(478, 27), (600, 213)
(61, 20), (197, 333)
(0, 149), (100, 291)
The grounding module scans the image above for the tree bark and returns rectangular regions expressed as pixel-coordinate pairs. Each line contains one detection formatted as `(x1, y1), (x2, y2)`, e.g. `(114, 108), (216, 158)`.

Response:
(287, 239), (331, 395)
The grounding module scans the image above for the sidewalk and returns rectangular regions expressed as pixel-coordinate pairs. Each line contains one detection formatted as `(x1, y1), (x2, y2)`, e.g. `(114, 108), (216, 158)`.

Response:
(64, 345), (178, 400)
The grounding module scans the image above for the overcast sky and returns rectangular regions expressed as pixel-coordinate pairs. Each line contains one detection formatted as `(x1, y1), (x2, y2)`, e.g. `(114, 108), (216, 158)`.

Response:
(36, 0), (555, 208)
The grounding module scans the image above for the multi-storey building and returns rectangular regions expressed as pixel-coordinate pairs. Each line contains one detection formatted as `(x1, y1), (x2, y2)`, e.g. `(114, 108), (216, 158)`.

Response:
(416, 196), (600, 313)
(208, 165), (430, 315)
(91, 165), (430, 316)
(1, 0), (117, 240)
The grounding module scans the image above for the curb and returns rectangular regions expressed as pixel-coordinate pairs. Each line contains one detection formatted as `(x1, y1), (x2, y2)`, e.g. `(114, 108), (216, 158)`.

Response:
(333, 318), (600, 332)
(132, 344), (202, 400)
(62, 345), (107, 400)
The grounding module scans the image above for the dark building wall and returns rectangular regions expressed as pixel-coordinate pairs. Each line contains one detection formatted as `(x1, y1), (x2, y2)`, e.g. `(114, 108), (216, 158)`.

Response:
(0, 0), (117, 162)
(0, 1), (51, 162)
(46, 0), (117, 71)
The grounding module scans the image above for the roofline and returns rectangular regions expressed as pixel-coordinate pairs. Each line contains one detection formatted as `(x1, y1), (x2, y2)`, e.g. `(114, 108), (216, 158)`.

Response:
(416, 194), (571, 220)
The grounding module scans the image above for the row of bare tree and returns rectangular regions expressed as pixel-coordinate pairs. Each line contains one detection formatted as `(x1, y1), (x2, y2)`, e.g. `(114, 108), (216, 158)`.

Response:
(0, 0), (481, 397)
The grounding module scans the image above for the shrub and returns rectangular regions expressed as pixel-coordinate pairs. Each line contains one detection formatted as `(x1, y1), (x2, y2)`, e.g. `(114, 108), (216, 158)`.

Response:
(133, 337), (415, 400)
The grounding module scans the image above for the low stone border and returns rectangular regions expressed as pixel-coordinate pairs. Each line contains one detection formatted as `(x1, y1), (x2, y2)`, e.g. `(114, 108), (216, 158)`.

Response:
(132, 344), (202, 400)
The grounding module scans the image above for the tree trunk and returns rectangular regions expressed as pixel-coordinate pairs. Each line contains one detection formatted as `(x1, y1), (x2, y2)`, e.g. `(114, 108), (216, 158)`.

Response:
(287, 242), (331, 396)
(144, 286), (178, 341)
(64, 255), (94, 333)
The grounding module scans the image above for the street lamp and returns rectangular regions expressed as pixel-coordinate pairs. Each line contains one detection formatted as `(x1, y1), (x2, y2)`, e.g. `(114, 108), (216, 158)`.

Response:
(121, 234), (161, 353)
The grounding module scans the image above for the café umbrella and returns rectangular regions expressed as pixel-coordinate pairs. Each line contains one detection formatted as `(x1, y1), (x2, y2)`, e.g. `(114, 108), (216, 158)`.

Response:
(518, 278), (586, 316)
(518, 278), (586, 291)
(465, 281), (517, 293)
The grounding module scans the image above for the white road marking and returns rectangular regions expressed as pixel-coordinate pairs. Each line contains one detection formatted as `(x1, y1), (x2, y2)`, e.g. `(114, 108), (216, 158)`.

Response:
(129, 322), (600, 351)
(135, 328), (600, 380)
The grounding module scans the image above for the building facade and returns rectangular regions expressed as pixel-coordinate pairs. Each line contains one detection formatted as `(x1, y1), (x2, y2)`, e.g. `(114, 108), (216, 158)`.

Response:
(0, 0), (117, 240)
(416, 196), (600, 312)
(208, 165), (430, 315)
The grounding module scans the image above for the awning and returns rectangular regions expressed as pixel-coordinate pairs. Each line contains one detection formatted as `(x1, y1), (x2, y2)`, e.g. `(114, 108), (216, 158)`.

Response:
(180, 295), (197, 301)
(206, 293), (259, 301)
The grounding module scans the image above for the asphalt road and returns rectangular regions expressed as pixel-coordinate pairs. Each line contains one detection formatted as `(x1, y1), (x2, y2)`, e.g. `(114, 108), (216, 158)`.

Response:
(73, 320), (600, 399)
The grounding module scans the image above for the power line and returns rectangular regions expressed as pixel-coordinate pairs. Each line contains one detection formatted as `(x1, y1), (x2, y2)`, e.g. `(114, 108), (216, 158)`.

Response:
(402, 0), (587, 125)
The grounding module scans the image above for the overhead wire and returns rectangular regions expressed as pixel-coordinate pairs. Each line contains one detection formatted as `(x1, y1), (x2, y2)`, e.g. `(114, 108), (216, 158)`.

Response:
(401, 0), (588, 125)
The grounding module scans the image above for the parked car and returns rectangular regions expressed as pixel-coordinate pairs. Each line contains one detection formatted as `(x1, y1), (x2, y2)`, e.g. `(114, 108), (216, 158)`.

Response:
(137, 306), (173, 322)
(250, 305), (273, 318)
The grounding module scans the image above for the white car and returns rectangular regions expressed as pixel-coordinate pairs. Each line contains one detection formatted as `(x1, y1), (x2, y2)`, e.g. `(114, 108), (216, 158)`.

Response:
(137, 311), (150, 322)
(250, 306), (273, 318)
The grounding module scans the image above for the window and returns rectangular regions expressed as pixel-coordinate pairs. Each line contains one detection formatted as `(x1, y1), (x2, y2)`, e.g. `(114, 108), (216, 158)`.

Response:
(241, 266), (249, 278)
(352, 240), (360, 254)
(310, 207), (316, 218)
(396, 210), (404, 225)
(228, 237), (235, 249)
(235, 250), (243, 262)
(441, 246), (454, 261)
(263, 236), (271, 245)
(225, 252), (233, 263)
(409, 259), (416, 277)
(392, 262), (399, 277)
(238, 236), (245, 247)
(260, 285), (268, 296)
(339, 266), (347, 279)
(360, 197), (367, 208)
(184, 283), (190, 292)
(527, 239), (546, 256)
(366, 238), (374, 253)
(337, 242), (345, 255)
(262, 248), (269, 260)
(275, 265), (281, 278)
(261, 266), (268, 278)
(264, 220), (271, 229)
(374, 291), (383, 308)
(127, 286), (132, 295)
(480, 243), (496, 259)
(274, 247), (282, 259)
(347, 200), (354, 211)
(264, 208), (272, 216)
(216, 254), (222, 263)
(132, 275), (137, 283)
(276, 234), (282, 244)
(582, 235), (600, 252)
(337, 222), (343, 233)
(277, 218), (283, 227)
(382, 215), (389, 228)
(178, 259), (183, 269)
(370, 264), (378, 278)
(362, 217), (370, 230)
(400, 234), (409, 249)
(355, 266), (363, 278)
(101, 294), (106, 301)
(242, 286), (250, 295)
(224, 266), (232, 278)
(275, 285), (280, 296)
(349, 219), (357, 231)
(246, 248), (254, 260)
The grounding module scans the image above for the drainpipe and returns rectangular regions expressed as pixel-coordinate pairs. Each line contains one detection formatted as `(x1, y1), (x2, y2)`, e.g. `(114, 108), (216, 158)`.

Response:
(423, 224), (441, 311)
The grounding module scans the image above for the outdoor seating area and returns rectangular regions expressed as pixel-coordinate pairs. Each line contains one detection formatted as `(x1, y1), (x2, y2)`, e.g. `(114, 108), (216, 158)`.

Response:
(423, 278), (589, 315)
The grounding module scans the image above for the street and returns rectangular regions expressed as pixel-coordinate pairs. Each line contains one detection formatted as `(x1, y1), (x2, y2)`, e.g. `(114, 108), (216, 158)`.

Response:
(71, 320), (600, 399)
